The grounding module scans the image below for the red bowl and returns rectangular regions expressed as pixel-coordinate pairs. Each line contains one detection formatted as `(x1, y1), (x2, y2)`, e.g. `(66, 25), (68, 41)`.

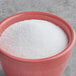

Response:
(0, 11), (75, 76)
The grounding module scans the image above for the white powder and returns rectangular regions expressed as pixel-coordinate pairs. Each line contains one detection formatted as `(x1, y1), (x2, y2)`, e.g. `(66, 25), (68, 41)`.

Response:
(0, 19), (68, 59)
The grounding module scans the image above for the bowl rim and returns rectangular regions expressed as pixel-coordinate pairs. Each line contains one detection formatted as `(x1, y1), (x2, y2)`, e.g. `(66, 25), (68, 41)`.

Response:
(0, 11), (75, 63)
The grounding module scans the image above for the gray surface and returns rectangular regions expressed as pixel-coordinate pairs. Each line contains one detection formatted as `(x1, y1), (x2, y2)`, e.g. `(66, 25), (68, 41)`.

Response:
(0, 0), (76, 76)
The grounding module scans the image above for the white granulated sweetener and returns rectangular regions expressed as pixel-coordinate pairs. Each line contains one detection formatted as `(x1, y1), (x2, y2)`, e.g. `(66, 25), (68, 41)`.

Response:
(0, 19), (68, 59)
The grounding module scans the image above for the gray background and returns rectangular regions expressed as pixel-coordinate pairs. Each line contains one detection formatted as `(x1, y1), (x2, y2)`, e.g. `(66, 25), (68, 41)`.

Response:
(0, 0), (76, 76)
